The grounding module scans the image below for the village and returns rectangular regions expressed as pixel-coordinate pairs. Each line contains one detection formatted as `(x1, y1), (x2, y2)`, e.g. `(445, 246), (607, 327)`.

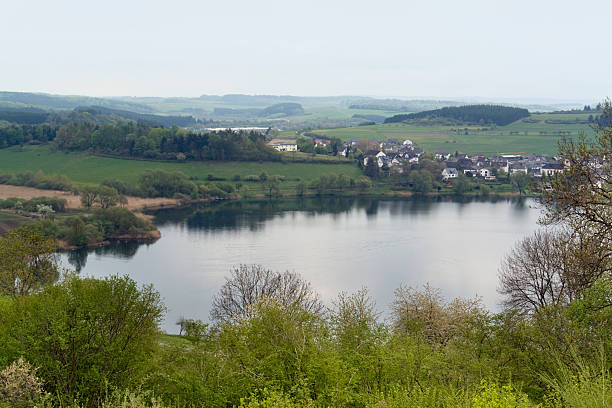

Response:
(268, 136), (570, 182)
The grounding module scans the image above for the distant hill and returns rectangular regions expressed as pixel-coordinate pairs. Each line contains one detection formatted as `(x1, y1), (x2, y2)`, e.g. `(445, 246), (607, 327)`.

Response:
(0, 105), (196, 128)
(212, 107), (262, 116)
(0, 92), (154, 113)
(74, 106), (196, 127)
(259, 103), (304, 117)
(349, 104), (409, 112)
(351, 114), (387, 123)
(0, 107), (51, 124)
(384, 104), (530, 126)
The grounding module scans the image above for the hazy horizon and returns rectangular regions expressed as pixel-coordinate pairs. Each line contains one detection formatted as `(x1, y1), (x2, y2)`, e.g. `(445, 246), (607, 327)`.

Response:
(0, 90), (600, 106)
(3, 0), (611, 101)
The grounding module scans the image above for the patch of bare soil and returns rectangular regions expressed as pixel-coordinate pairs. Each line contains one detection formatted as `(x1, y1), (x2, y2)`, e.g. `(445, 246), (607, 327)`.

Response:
(0, 185), (180, 210)
(0, 185), (81, 207)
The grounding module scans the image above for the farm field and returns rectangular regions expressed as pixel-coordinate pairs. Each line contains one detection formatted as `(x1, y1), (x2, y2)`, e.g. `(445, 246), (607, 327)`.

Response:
(309, 114), (594, 156)
(0, 146), (362, 186)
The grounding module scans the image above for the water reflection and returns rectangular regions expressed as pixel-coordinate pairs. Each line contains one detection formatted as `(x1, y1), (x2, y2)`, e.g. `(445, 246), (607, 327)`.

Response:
(66, 241), (147, 271)
(62, 196), (540, 333)
(66, 196), (535, 268)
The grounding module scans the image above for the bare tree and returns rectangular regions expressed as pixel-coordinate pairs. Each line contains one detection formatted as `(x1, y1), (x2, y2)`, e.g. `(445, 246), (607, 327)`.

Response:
(498, 229), (610, 313)
(541, 100), (611, 258)
(503, 102), (611, 313)
(391, 283), (485, 344)
(499, 230), (568, 312)
(210, 264), (323, 322)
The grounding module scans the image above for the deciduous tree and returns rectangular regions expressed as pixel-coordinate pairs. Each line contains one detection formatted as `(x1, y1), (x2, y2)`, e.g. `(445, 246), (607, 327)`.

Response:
(0, 227), (58, 297)
(210, 265), (323, 322)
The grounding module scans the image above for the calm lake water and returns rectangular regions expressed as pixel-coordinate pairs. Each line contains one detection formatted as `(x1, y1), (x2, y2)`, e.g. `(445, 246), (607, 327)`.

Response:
(62, 197), (542, 333)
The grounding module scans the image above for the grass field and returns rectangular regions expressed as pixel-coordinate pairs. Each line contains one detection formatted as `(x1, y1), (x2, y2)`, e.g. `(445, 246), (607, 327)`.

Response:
(0, 210), (29, 234)
(309, 113), (594, 156)
(0, 146), (362, 187)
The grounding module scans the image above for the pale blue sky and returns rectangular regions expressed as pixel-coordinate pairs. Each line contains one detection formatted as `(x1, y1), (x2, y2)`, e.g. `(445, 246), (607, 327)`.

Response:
(2, 0), (610, 101)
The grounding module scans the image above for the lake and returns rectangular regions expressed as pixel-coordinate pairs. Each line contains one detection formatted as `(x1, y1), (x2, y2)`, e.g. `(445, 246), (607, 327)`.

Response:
(62, 197), (542, 333)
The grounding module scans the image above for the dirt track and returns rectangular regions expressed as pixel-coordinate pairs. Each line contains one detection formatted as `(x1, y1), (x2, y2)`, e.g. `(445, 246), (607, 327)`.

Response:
(0, 185), (180, 211)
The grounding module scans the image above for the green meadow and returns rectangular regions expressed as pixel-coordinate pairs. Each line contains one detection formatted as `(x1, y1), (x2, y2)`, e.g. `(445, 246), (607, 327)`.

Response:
(0, 146), (362, 186)
(309, 113), (594, 156)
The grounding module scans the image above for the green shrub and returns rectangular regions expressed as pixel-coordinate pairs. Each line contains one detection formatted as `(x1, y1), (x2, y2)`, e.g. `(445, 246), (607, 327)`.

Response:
(2, 275), (164, 405)
(472, 380), (531, 408)
(244, 175), (260, 182)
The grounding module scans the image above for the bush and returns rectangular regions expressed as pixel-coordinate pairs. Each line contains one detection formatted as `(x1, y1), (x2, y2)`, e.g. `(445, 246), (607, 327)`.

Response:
(198, 183), (230, 198)
(101, 178), (140, 196)
(0, 171), (73, 191)
(138, 170), (197, 198)
(215, 183), (235, 194)
(2, 275), (164, 405)
(90, 207), (151, 235)
(472, 380), (530, 408)
(0, 358), (45, 408)
(480, 184), (491, 197)
(244, 175), (260, 182)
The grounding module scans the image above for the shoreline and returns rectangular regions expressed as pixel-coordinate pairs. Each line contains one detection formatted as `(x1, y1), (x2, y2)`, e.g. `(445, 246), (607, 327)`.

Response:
(57, 229), (162, 251)
(2, 185), (538, 252)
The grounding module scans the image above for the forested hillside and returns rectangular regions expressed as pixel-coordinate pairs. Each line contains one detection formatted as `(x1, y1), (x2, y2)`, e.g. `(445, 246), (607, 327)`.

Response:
(0, 91), (154, 112)
(259, 102), (304, 117)
(74, 106), (196, 127)
(385, 104), (530, 126)
(0, 121), (280, 161)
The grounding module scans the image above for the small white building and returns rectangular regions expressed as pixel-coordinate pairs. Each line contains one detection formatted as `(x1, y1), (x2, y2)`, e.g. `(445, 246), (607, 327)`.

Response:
(435, 152), (452, 161)
(442, 168), (458, 181)
(402, 139), (413, 146)
(479, 168), (492, 178)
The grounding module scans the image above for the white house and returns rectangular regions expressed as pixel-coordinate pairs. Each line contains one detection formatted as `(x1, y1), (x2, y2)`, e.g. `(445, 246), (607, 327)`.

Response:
(540, 163), (564, 177)
(510, 164), (528, 174)
(268, 139), (298, 152)
(435, 152), (451, 161)
(402, 139), (413, 146)
(479, 168), (492, 178)
(442, 168), (458, 181)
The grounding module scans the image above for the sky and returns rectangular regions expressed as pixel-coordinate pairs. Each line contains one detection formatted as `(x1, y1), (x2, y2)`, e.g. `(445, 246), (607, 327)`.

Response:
(2, 0), (611, 101)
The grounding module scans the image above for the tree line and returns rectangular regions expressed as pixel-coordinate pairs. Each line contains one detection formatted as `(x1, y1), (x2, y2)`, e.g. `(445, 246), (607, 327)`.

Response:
(385, 104), (530, 126)
(55, 122), (281, 161)
(0, 120), (282, 162)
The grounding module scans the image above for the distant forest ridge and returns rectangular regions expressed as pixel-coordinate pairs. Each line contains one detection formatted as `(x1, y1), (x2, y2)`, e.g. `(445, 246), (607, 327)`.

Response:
(0, 91), (154, 112)
(0, 106), (197, 128)
(213, 103), (305, 118)
(73, 106), (196, 127)
(384, 104), (531, 126)
(1, 91), (588, 114)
